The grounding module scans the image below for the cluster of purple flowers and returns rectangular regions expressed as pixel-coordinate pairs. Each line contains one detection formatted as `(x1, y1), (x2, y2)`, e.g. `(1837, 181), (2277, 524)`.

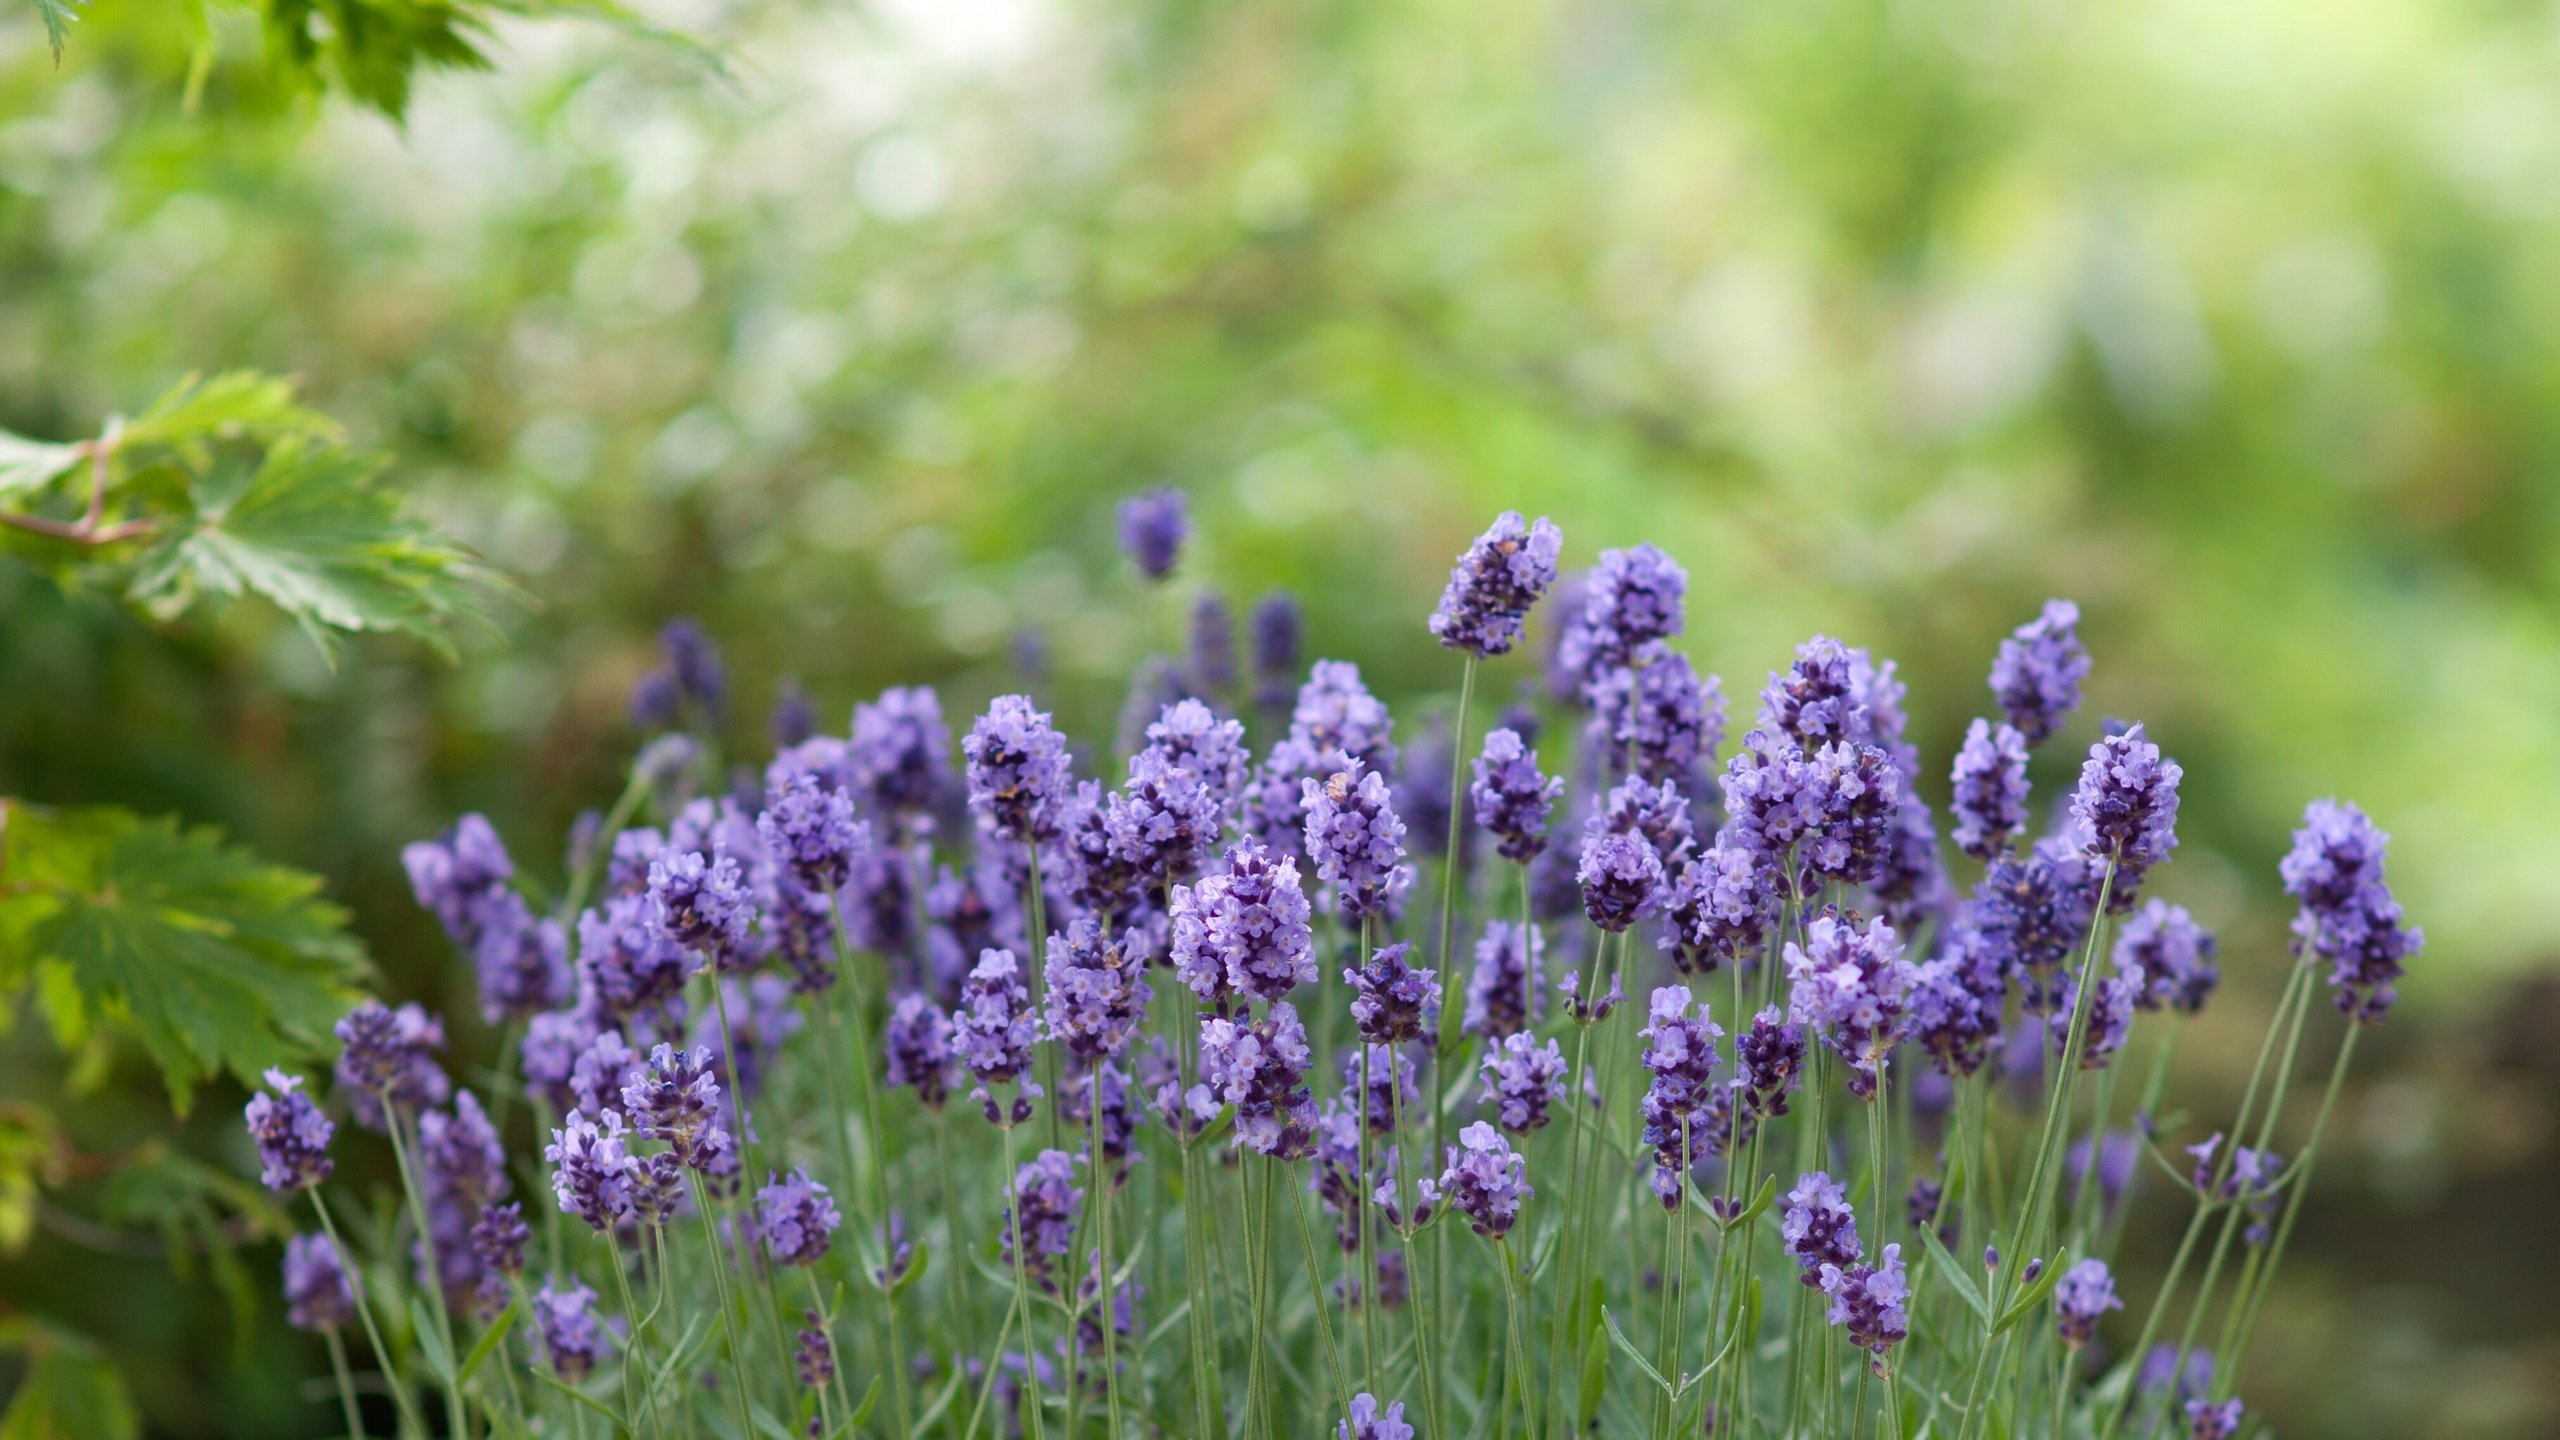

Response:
(1044, 917), (1153, 1061)
(1638, 984), (1725, 1207)
(1479, 1032), (1567, 1134)
(1661, 841), (1777, 974)
(333, 1000), (451, 1131)
(1429, 510), (1564, 658)
(1437, 1121), (1531, 1239)
(1173, 838), (1316, 1007)
(954, 948), (1043, 1124)
(756, 1168), (841, 1266)
(1194, 1003), (1317, 1159)
(1344, 940), (1436, 1045)
(1303, 758), (1412, 924)
(245, 1069), (334, 1192)
(2280, 799), (2423, 1023)
(1786, 912), (1918, 1099)
(1001, 1149), (1085, 1292)
(1469, 727), (1563, 864)
(1464, 920), (1545, 1039)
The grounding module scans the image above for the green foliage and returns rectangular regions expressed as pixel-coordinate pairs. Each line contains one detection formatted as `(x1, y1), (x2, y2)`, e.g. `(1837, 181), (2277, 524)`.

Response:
(0, 1320), (139, 1440)
(0, 802), (368, 1113)
(0, 372), (502, 666)
(26, 0), (80, 64)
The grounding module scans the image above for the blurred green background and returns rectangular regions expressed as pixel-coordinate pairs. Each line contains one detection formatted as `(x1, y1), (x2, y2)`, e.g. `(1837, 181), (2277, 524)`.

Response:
(3, 0), (2558, 1433)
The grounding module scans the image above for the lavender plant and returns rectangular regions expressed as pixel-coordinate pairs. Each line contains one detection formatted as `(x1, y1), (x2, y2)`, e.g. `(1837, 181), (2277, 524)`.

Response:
(239, 507), (2421, 1440)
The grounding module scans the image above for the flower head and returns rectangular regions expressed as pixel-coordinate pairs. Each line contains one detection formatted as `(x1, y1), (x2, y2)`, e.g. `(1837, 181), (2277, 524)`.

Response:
(1783, 1172), (1863, 1279)
(1106, 745), (1225, 891)
(1303, 758), (1412, 924)
(2117, 900), (2220, 1014)
(1429, 510), (1564, 657)
(1189, 591), (1238, 693)
(1470, 726), (1564, 865)
(850, 686), (951, 830)
(2054, 1258), (2123, 1348)
(532, 1278), (611, 1381)
(954, 949), (1043, 1124)
(795, 1311), (836, 1391)
(1479, 1032), (1568, 1134)
(757, 774), (867, 894)
(1464, 920), (1545, 1040)
(963, 695), (1074, 845)
(2068, 724), (2181, 907)
(1290, 660), (1398, 776)
(1001, 1149), (1085, 1291)
(334, 1000), (452, 1131)
(1735, 1008), (1807, 1120)
(1577, 828), (1665, 932)
(1439, 1121), (1531, 1239)
(1338, 1393), (1417, 1440)
(1786, 912), (1918, 1099)
(1044, 916), (1153, 1061)
(647, 845), (756, 966)
(1662, 842), (1781, 975)
(1639, 985), (1725, 1207)
(2281, 799), (2423, 1024)
(283, 1233), (358, 1331)
(1820, 1244), (1910, 1359)
(1558, 545), (1687, 696)
(1119, 488), (1189, 581)
(1949, 718), (2032, 860)
(886, 993), (958, 1110)
(1194, 1002), (1317, 1159)
(1345, 940), (1437, 1045)
(1171, 838), (1316, 1007)
(1590, 649), (1724, 786)
(545, 1109), (643, 1233)
(1989, 599), (2090, 747)
(758, 1169), (841, 1266)
(621, 1043), (731, 1170)
(1250, 592), (1303, 715)
(246, 1068), (335, 1192)
(2187, 1399), (2245, 1440)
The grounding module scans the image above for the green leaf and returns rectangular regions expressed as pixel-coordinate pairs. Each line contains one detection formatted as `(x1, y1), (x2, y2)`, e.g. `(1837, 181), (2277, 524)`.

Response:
(0, 431), (83, 501)
(1992, 1255), (2070, 1336)
(847, 1375), (882, 1428)
(1916, 1219), (1990, 1324)
(0, 1106), (68, 1255)
(0, 804), (367, 1113)
(125, 438), (502, 666)
(456, 1302), (517, 1386)
(410, 1298), (454, 1381)
(887, 1238), (930, 1298)
(28, 0), (85, 65)
(1598, 1305), (1673, 1397)
(530, 1370), (622, 1425)
(124, 372), (341, 459)
(0, 1320), (139, 1440)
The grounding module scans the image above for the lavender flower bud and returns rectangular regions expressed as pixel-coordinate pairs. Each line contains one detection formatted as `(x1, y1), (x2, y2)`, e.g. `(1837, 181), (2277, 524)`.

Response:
(963, 695), (1074, 845)
(886, 993), (958, 1110)
(1303, 758), (1412, 925)
(472, 1201), (530, 1278)
(2281, 798), (2423, 1024)
(1800, 741), (1900, 889)
(1736, 1008), (1807, 1119)
(1344, 940), (1437, 1045)
(646, 845), (756, 967)
(334, 1000), (452, 1131)
(1141, 698), (1251, 817)
(1589, 649), (1724, 785)
(1343, 1043), (1419, 1137)
(2054, 1259), (2124, 1348)
(1001, 1149), (1085, 1291)
(1118, 488), (1189, 581)
(1638, 985), (1724, 1208)
(1044, 917), (1153, 1062)
(283, 1233), (358, 1332)
(1464, 920), (1546, 1040)
(1558, 545), (1686, 696)
(532, 1278), (611, 1381)
(2116, 899), (2220, 1014)
(1171, 838), (1316, 1007)
(1908, 936), (2007, 1080)
(954, 949), (1043, 1125)
(1107, 746), (1225, 891)
(1905, 1178), (1942, 1232)
(1289, 660), (1398, 777)
(659, 617), (727, 717)
(546, 1109), (642, 1234)
(1470, 727), (1564, 865)
(1950, 718), (2032, 860)
(850, 686), (952, 831)
(757, 774), (868, 895)
(1428, 510), (1564, 658)
(796, 1311), (836, 1390)
(1578, 828), (1665, 933)
(1438, 1121), (1531, 1239)
(2068, 723), (2181, 907)
(246, 1068), (335, 1192)
(576, 893), (691, 1023)
(1189, 591), (1238, 693)
(622, 1043), (731, 1171)
(471, 909), (572, 1026)
(1662, 843), (1781, 976)
(1989, 599), (2090, 747)
(1478, 1032), (1567, 1134)
(1194, 1002), (1317, 1160)
(757, 1169), (842, 1266)
(2187, 1399), (2245, 1440)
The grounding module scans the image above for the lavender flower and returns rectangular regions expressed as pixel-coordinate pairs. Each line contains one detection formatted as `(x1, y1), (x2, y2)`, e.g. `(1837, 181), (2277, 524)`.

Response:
(1974, 847), (2097, 1014)
(1140, 698), (1251, 816)
(2187, 1399), (2245, 1440)
(1171, 838), (1316, 1007)
(283, 1233), (357, 1331)
(1107, 746), (1224, 890)
(1799, 741), (1900, 889)
(334, 1001), (451, 1131)
(1236, 743), (1315, 862)
(1590, 649), (1724, 785)
(1470, 726), (1564, 865)
(1578, 828), (1665, 932)
(1736, 1008), (1807, 1119)
(1189, 591), (1238, 693)
(246, 1068), (335, 1192)
(401, 814), (516, 946)
(1428, 510), (1564, 657)
(1289, 660), (1398, 775)
(2281, 798), (2423, 1024)
(577, 893), (692, 1023)
(1908, 936), (2007, 1079)
(1338, 1393), (1417, 1440)
(963, 696), (1074, 845)
(1989, 599), (2090, 747)
(1119, 488), (1188, 580)
(850, 686), (951, 829)
(1059, 1059), (1140, 1185)
(886, 993), (958, 1110)
(532, 1278), (611, 1381)
(1344, 940), (1437, 1045)
(2117, 899), (2220, 1014)
(1249, 592), (1303, 715)
(758, 1169), (841, 1266)
(1820, 1244), (1910, 1359)
(546, 1109), (642, 1233)
(1439, 1121), (1531, 1239)
(1662, 842), (1780, 975)
(1558, 545), (1687, 694)
(472, 914), (572, 1026)
(2066, 1131), (2142, 1216)
(1194, 1002), (1317, 1159)
(1464, 920), (1545, 1039)
(2068, 723), (2182, 907)
(1905, 1178), (1942, 1232)
(1044, 917), (1153, 1061)
(1479, 1032), (1568, 1133)
(622, 1043), (732, 1169)
(660, 617), (726, 716)
(647, 845), (755, 966)
(1783, 1172), (1864, 1280)
(1303, 758), (1412, 924)
(1786, 912), (1918, 1098)
(1343, 1043), (1419, 1136)
(1595, 775), (1696, 870)
(796, 1311), (836, 1390)
(472, 1202), (530, 1280)
(1949, 718), (2032, 860)
(2054, 1258), (2123, 1348)
(1757, 636), (1867, 749)
(757, 774), (867, 894)
(954, 949), (1043, 1124)
(1639, 985), (1725, 1207)
(1002, 1149), (1085, 1291)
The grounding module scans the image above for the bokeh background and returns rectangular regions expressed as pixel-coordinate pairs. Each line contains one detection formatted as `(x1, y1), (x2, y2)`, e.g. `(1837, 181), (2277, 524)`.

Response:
(4, 0), (2558, 1433)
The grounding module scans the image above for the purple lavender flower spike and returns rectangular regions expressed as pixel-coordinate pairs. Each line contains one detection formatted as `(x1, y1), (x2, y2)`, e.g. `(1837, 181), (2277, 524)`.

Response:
(850, 685), (951, 830)
(1736, 1008), (1807, 1120)
(629, 667), (679, 732)
(1950, 718), (2032, 860)
(1429, 510), (1564, 658)
(659, 617), (726, 717)
(1236, 742), (1316, 863)
(796, 1310), (836, 1390)
(1044, 917), (1153, 1062)
(1171, 837), (1316, 1007)
(1638, 985), (1725, 1207)
(1303, 757), (1412, 924)
(1345, 940), (1438, 1045)
(545, 1109), (642, 1233)
(1595, 775), (1696, 870)
(622, 1042), (732, 1169)
(1002, 1149), (1085, 1291)
(1343, 1043), (1419, 1136)
(334, 1000), (452, 1131)
(1119, 488), (1188, 581)
(964, 695), (1074, 845)
(567, 1030), (645, 1121)
(758, 773), (868, 895)
(283, 1232), (358, 1331)
(647, 844), (756, 968)
(1194, 1002), (1317, 1159)
(532, 1278), (611, 1381)
(1819, 1243), (1910, 1360)
(2054, 1258), (2123, 1348)
(1783, 1172), (1864, 1280)
(576, 893), (692, 1024)
(401, 814), (515, 945)
(1479, 1032), (1568, 1134)
(1141, 698), (1251, 815)
(1785, 911), (1918, 1099)
(1189, 591), (1238, 693)
(1471, 726), (1564, 865)
(1904, 1178), (1942, 1232)
(2281, 798), (2423, 1024)
(1558, 545), (1687, 695)
(1250, 592), (1303, 716)
(246, 1068), (335, 1192)
(1339, 1393), (1418, 1440)
(2116, 899), (2220, 1014)
(1662, 842), (1781, 976)
(1590, 649), (1724, 785)
(1973, 847), (2096, 1015)
(1577, 827), (1665, 933)
(757, 1169), (841, 1266)
(1107, 745), (1225, 891)
(1872, 793), (1946, 936)
(1758, 636), (1866, 749)
(1800, 740), (1900, 889)
(954, 948), (1043, 1125)
(471, 913), (571, 1026)
(1464, 920), (1545, 1040)
(1989, 599), (2090, 747)
(886, 993), (958, 1110)
(472, 1201), (530, 1281)
(1289, 659), (1399, 776)
(1908, 933), (2007, 1079)
(2187, 1398), (2245, 1440)
(1439, 1121), (1531, 1239)
(2068, 723), (2181, 908)
(418, 1094), (510, 1303)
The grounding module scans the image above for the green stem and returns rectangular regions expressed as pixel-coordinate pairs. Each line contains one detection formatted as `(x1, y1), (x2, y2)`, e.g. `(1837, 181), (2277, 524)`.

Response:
(1290, 1166), (1355, 1421)
(1092, 1067), (1128, 1440)
(687, 1176), (760, 1440)
(2218, 1023), (2362, 1391)
(605, 1233), (666, 1440)
(308, 1191), (427, 1440)
(828, 915), (913, 1436)
(381, 1097), (471, 1438)
(324, 1325), (369, 1440)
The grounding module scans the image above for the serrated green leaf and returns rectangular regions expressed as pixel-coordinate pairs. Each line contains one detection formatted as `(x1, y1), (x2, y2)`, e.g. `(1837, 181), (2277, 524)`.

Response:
(456, 1301), (517, 1386)
(2, 805), (367, 1114)
(0, 1319), (137, 1440)
(0, 431), (83, 501)
(29, 0), (85, 65)
(1917, 1219), (1990, 1323)
(123, 372), (341, 459)
(0, 1106), (66, 1256)
(125, 438), (502, 667)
